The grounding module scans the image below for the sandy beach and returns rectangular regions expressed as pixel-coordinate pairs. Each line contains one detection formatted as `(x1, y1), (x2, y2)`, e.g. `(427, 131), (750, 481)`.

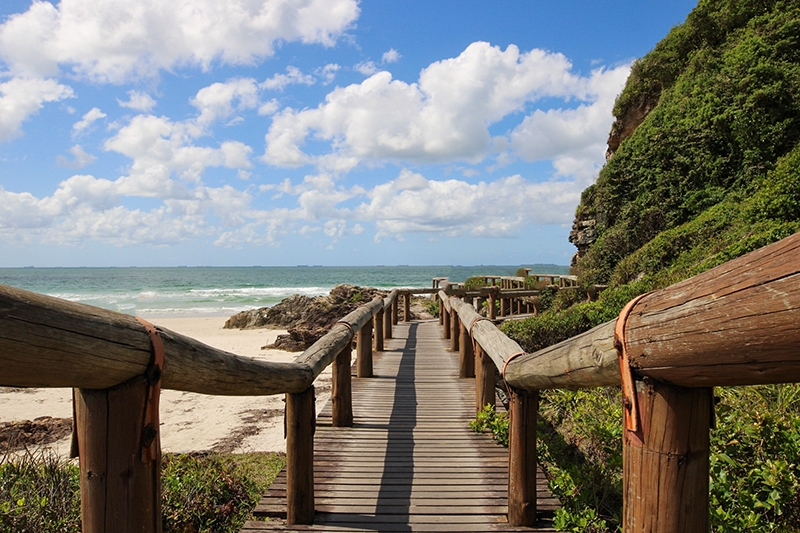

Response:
(0, 316), (332, 456)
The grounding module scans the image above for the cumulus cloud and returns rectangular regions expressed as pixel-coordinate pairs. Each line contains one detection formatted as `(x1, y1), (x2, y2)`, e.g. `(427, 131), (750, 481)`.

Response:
(261, 66), (315, 91)
(510, 65), (630, 185)
(317, 63), (340, 85)
(191, 78), (260, 126)
(382, 49), (400, 63)
(354, 169), (579, 240)
(104, 114), (253, 195)
(72, 107), (106, 135)
(0, 172), (262, 247)
(118, 90), (156, 112)
(0, 0), (360, 83)
(263, 41), (624, 175)
(56, 144), (97, 168)
(0, 77), (73, 141)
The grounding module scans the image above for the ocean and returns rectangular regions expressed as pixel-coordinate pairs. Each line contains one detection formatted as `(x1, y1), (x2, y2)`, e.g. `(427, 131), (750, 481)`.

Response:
(0, 265), (568, 317)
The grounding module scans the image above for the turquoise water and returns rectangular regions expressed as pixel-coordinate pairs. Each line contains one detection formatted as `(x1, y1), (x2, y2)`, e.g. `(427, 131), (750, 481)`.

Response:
(0, 264), (568, 316)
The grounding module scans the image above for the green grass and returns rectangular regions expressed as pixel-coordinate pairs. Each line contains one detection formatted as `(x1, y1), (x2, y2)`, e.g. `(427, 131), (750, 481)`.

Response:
(0, 450), (285, 533)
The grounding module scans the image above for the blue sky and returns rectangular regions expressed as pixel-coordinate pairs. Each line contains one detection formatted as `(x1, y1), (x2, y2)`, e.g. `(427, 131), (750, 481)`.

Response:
(0, 0), (698, 267)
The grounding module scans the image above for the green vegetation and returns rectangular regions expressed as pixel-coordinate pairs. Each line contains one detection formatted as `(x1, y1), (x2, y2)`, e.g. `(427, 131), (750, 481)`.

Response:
(492, 1), (800, 531)
(0, 451), (285, 533)
(469, 404), (509, 447)
(464, 276), (488, 290)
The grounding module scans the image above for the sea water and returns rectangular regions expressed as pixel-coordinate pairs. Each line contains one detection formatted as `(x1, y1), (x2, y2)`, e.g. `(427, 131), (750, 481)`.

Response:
(0, 264), (568, 317)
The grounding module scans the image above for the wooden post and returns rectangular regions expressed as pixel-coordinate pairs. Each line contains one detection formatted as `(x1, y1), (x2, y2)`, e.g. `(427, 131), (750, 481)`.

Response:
(357, 321), (373, 378)
(500, 297), (508, 317)
(439, 294), (444, 326)
(74, 377), (162, 533)
(392, 297), (399, 326)
(488, 291), (497, 320)
(384, 303), (393, 340)
(623, 379), (711, 533)
(403, 293), (411, 322)
(374, 309), (384, 352)
(331, 345), (353, 427)
(450, 309), (459, 352)
(474, 343), (495, 413)
(286, 386), (315, 525)
(508, 388), (538, 526)
(442, 304), (451, 340)
(459, 321), (475, 378)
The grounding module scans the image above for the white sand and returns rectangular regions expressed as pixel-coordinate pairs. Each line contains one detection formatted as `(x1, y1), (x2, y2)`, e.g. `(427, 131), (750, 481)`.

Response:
(0, 316), (332, 456)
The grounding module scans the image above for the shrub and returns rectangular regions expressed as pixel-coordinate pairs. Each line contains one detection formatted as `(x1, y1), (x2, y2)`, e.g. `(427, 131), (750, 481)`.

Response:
(0, 449), (80, 533)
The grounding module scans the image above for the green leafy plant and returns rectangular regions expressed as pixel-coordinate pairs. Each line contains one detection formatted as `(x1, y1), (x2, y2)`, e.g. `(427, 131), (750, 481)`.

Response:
(0, 449), (80, 533)
(469, 404), (509, 447)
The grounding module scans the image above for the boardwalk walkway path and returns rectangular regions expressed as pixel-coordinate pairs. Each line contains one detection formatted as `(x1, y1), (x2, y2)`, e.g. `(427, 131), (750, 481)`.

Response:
(242, 319), (558, 532)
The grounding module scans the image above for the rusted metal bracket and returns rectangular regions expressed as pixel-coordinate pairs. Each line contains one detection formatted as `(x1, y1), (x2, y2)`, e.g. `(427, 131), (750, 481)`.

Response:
(136, 317), (165, 463)
(614, 293), (650, 433)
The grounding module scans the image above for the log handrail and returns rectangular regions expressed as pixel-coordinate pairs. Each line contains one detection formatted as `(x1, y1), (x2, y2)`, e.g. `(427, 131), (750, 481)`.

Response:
(0, 285), (394, 395)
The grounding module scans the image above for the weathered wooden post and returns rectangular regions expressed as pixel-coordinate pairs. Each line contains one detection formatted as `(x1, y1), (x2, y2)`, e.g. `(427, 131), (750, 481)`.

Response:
(384, 301), (393, 340)
(74, 377), (162, 533)
(488, 290), (497, 320)
(374, 308), (384, 352)
(474, 343), (495, 412)
(403, 293), (411, 322)
(508, 388), (538, 526)
(623, 381), (712, 533)
(450, 308), (459, 352)
(75, 316), (164, 533)
(442, 302), (451, 340)
(392, 295), (399, 326)
(459, 320), (475, 378)
(331, 345), (353, 427)
(357, 320), (373, 378)
(439, 293), (445, 326)
(286, 386), (315, 525)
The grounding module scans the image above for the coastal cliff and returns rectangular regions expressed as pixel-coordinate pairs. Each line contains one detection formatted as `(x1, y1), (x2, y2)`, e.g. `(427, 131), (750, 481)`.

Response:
(570, 0), (800, 285)
(507, 2), (800, 531)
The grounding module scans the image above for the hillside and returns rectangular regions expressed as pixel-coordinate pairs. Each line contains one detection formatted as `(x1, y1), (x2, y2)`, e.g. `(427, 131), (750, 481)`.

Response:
(573, 0), (800, 288)
(501, 1), (800, 531)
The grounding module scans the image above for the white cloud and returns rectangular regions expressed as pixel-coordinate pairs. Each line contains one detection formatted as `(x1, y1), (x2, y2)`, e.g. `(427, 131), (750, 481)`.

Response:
(382, 49), (400, 63)
(104, 114), (252, 194)
(354, 169), (579, 240)
(118, 90), (156, 112)
(263, 42), (607, 171)
(0, 77), (73, 141)
(354, 61), (378, 76)
(258, 99), (280, 116)
(191, 78), (260, 126)
(56, 144), (97, 168)
(261, 66), (315, 91)
(72, 107), (106, 135)
(0, 0), (360, 83)
(317, 63), (340, 85)
(509, 65), (630, 185)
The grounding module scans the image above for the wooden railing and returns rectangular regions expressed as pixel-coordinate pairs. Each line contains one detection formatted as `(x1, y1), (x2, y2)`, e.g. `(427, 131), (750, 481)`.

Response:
(0, 284), (402, 530)
(438, 231), (800, 531)
(5, 231), (799, 532)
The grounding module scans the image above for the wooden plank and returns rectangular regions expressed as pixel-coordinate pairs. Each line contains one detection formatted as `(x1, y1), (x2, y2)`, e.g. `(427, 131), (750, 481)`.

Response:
(245, 320), (558, 533)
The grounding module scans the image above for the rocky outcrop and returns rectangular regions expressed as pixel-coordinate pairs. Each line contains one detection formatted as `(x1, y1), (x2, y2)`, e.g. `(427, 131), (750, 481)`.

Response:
(225, 284), (388, 352)
(605, 97), (657, 160)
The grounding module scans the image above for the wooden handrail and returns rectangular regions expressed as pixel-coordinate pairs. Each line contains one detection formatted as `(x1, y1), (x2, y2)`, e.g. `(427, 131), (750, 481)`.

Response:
(503, 231), (800, 391)
(448, 296), (524, 372)
(0, 284), (311, 394)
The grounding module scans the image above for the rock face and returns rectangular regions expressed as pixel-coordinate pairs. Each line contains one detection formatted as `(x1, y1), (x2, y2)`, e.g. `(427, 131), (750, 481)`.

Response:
(225, 284), (388, 352)
(605, 97), (657, 160)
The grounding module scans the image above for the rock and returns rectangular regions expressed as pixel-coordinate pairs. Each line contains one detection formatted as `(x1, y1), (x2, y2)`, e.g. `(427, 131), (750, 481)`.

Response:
(227, 284), (388, 351)
(0, 416), (73, 452)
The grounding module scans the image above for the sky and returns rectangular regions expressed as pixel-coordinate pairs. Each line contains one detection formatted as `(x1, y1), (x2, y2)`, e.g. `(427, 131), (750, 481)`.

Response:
(0, 0), (699, 267)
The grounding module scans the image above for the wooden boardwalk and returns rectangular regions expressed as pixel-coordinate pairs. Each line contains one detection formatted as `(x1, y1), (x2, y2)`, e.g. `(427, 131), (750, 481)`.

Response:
(242, 320), (558, 532)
